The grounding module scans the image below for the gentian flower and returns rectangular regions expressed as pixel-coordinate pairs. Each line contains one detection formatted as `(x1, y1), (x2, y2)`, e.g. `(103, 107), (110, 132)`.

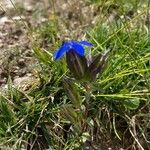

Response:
(53, 40), (109, 81)
(54, 40), (93, 60)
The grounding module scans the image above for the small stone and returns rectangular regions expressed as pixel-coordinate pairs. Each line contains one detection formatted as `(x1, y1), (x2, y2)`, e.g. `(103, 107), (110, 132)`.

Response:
(18, 58), (26, 67)
(0, 79), (6, 85)
(0, 10), (5, 17)
(13, 76), (37, 90)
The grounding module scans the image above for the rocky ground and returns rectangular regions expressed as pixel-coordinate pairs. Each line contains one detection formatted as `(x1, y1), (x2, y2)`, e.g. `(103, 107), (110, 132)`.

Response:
(0, 0), (35, 90)
(0, 0), (98, 90)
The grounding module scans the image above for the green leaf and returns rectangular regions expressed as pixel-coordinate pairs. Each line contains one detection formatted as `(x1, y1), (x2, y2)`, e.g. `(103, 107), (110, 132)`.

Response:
(63, 77), (82, 108)
(33, 48), (52, 64)
(61, 105), (81, 133)
(124, 99), (140, 110)
(0, 95), (16, 136)
(61, 105), (77, 121)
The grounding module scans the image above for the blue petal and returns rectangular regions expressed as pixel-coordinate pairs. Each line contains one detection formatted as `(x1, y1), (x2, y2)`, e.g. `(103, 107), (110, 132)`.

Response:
(79, 41), (93, 47)
(72, 42), (85, 56)
(54, 43), (69, 60)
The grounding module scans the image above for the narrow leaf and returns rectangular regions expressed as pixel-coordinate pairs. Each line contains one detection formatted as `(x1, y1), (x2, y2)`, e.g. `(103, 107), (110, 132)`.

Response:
(63, 77), (82, 107)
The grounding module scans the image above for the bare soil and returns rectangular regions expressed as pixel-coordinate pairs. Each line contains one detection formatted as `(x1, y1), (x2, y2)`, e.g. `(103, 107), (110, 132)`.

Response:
(0, 0), (47, 89)
(0, 0), (100, 90)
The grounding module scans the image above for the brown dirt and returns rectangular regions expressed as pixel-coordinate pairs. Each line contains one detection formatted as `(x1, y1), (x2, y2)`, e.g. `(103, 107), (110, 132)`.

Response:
(0, 0), (45, 89)
(0, 0), (98, 90)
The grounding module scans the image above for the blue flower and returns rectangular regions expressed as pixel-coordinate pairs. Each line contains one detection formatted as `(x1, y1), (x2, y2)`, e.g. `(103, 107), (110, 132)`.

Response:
(54, 40), (93, 60)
